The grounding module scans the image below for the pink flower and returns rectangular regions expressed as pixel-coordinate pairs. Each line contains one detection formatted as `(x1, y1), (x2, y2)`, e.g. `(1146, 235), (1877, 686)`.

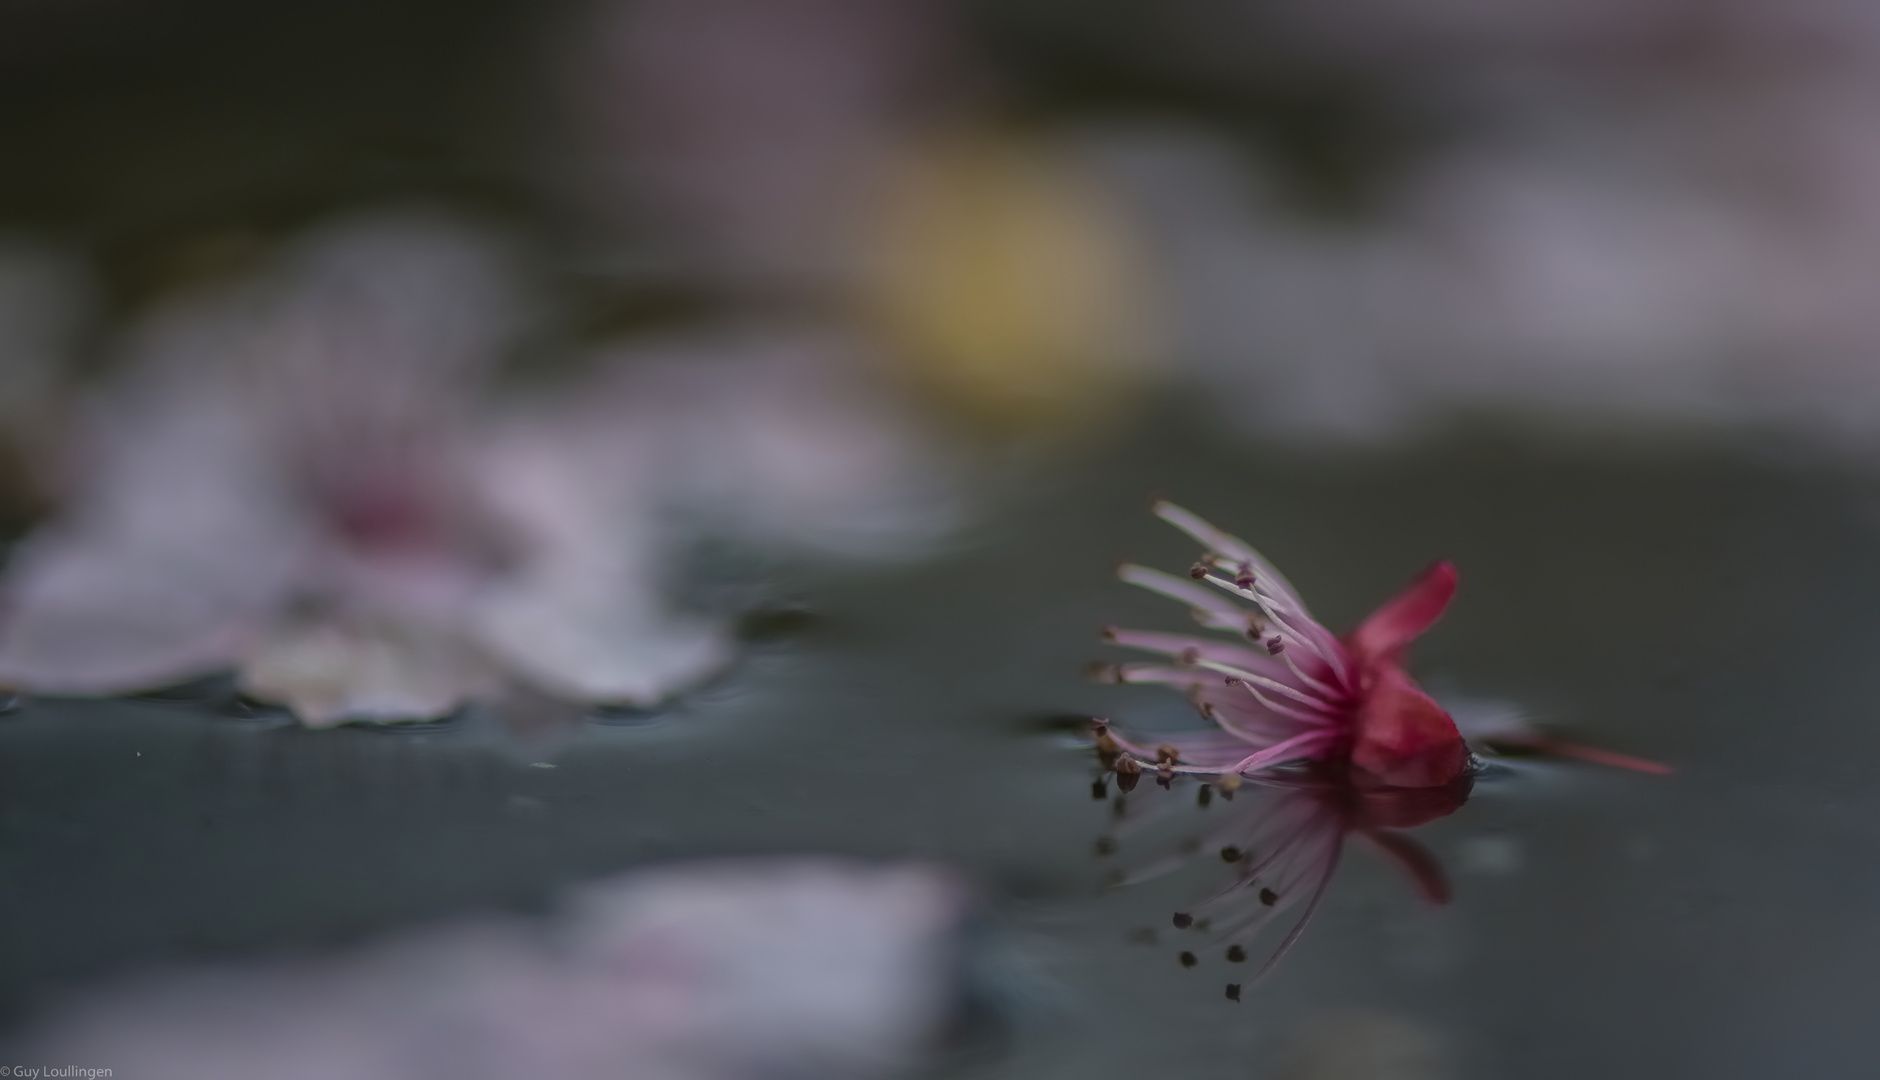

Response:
(1098, 500), (1470, 789)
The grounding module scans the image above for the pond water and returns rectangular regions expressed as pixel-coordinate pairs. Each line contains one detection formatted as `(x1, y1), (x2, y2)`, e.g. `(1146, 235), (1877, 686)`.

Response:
(1, 409), (1872, 1078)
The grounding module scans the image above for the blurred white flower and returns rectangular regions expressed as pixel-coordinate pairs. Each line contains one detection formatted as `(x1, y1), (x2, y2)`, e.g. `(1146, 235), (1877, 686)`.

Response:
(1087, 74), (1880, 448)
(0, 212), (516, 720)
(19, 860), (968, 1080)
(474, 328), (956, 704)
(0, 214), (954, 725)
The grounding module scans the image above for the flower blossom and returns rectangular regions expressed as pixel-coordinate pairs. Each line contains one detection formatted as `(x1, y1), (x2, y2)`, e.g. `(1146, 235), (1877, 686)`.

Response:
(1097, 500), (1470, 789)
(1088, 501), (1667, 988)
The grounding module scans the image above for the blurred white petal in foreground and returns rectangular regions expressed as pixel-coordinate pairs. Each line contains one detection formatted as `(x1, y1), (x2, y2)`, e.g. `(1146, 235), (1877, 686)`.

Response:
(20, 860), (968, 1080)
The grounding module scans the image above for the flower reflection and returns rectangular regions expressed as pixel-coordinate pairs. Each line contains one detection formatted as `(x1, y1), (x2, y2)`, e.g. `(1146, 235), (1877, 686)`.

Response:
(1097, 759), (1470, 993)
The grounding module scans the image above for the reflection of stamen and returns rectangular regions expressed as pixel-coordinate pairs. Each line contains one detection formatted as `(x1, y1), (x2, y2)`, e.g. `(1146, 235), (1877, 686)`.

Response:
(1114, 756), (1142, 792)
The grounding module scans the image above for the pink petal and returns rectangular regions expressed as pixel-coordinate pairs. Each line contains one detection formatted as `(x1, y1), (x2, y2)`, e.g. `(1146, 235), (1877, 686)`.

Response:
(1346, 561), (1458, 665)
(1350, 666), (1469, 788)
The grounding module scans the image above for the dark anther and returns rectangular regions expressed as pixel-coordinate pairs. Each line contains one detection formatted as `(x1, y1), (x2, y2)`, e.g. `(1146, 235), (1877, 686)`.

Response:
(1091, 777), (1109, 800)
(1095, 836), (1117, 857)
(1226, 945), (1247, 963)
(1265, 637), (1284, 655)
(1178, 646), (1200, 666)
(1259, 887), (1278, 906)
(1219, 846), (1243, 863)
(1172, 912), (1194, 929)
(1099, 626), (1119, 641)
(1155, 773), (1172, 789)
(1156, 744), (1180, 764)
(1179, 951), (1197, 968)
(1235, 571), (1255, 590)
(1197, 784), (1213, 808)
(1189, 562), (1210, 580)
(1225, 983), (1242, 1002)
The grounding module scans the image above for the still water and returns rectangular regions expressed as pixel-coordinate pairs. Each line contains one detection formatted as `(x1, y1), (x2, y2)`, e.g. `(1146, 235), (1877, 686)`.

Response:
(0, 412), (1873, 1078)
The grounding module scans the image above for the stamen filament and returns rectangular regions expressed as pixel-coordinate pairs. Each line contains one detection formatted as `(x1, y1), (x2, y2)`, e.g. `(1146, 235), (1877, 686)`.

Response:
(1278, 648), (1347, 701)
(1193, 660), (1339, 713)
(1119, 565), (1247, 631)
(1225, 730), (1337, 773)
(1234, 680), (1345, 727)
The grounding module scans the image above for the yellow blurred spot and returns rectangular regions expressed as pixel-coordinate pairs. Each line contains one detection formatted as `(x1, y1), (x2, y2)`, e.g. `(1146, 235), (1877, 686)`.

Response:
(861, 131), (1159, 433)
